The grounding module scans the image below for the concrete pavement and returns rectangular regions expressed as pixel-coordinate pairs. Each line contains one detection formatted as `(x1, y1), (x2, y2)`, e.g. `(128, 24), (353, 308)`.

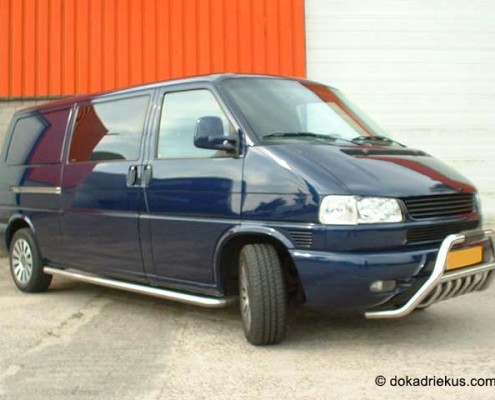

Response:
(1, 257), (495, 400)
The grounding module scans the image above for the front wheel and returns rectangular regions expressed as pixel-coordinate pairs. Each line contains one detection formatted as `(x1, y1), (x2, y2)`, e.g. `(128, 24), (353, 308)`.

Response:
(239, 243), (288, 345)
(9, 228), (52, 292)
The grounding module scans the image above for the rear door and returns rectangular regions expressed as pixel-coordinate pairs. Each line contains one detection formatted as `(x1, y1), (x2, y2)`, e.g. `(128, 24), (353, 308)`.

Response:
(61, 91), (153, 281)
(142, 84), (243, 289)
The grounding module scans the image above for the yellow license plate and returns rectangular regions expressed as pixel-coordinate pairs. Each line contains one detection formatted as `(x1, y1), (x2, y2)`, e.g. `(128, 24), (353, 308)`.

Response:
(447, 246), (483, 271)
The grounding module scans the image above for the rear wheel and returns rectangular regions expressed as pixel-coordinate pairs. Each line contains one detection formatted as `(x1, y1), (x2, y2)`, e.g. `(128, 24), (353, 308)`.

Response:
(239, 243), (287, 345)
(9, 228), (52, 292)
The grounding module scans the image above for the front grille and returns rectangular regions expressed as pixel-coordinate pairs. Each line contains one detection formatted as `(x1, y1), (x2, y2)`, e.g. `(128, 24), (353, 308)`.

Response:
(288, 230), (313, 248)
(403, 193), (475, 220)
(407, 220), (479, 244)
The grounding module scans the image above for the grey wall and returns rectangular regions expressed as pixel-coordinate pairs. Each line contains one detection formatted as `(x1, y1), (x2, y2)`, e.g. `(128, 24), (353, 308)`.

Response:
(0, 101), (45, 150)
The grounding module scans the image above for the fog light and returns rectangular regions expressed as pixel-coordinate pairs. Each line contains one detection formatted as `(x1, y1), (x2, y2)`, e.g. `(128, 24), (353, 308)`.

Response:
(370, 280), (396, 293)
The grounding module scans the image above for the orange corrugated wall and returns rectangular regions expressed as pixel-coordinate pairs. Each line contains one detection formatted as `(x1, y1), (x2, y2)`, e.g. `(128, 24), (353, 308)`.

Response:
(0, 0), (306, 98)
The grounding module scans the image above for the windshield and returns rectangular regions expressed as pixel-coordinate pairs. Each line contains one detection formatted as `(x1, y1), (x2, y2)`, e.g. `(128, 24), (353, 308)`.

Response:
(222, 78), (390, 144)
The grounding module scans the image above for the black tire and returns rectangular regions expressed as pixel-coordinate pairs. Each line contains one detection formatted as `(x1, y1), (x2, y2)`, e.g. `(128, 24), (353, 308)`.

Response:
(9, 228), (52, 293)
(239, 243), (288, 345)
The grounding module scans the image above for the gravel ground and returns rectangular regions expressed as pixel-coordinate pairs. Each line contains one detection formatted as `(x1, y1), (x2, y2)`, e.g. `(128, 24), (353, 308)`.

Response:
(1, 257), (495, 400)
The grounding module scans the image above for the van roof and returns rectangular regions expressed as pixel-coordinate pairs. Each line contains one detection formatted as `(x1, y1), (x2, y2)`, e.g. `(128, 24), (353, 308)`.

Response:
(17, 73), (306, 114)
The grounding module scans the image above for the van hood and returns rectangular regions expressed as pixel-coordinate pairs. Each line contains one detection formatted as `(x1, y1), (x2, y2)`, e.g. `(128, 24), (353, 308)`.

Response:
(245, 143), (476, 197)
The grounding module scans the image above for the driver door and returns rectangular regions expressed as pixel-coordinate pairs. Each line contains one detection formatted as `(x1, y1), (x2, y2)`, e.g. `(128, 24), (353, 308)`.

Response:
(142, 86), (243, 289)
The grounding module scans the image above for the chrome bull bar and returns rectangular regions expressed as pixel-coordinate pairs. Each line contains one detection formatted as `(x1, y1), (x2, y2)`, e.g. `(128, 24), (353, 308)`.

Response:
(365, 229), (495, 319)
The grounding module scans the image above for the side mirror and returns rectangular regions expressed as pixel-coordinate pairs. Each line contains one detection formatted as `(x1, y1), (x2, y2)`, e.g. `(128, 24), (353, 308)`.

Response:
(194, 116), (238, 152)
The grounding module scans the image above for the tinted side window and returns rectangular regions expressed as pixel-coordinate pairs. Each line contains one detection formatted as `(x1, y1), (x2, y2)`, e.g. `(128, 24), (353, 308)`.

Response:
(6, 109), (70, 165)
(158, 90), (234, 159)
(69, 95), (149, 163)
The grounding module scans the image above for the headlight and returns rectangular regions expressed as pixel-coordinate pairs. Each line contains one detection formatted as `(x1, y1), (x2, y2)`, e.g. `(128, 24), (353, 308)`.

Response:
(319, 195), (403, 225)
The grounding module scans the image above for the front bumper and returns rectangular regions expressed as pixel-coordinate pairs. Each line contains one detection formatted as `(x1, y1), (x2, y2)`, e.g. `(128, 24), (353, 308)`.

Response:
(290, 229), (495, 314)
(366, 229), (495, 318)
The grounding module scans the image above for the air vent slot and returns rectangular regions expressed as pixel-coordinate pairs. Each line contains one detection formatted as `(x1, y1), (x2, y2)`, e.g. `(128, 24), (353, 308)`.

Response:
(407, 220), (479, 244)
(288, 230), (313, 248)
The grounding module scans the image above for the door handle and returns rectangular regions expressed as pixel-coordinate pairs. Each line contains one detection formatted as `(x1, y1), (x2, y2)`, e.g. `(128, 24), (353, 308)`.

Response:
(142, 164), (153, 187)
(127, 165), (138, 186)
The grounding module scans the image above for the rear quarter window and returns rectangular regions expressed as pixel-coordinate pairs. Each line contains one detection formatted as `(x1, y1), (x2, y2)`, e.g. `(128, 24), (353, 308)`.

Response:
(68, 95), (150, 163)
(6, 108), (70, 165)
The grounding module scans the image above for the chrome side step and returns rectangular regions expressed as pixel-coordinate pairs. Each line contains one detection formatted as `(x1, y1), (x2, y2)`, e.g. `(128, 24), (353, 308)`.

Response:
(44, 267), (237, 308)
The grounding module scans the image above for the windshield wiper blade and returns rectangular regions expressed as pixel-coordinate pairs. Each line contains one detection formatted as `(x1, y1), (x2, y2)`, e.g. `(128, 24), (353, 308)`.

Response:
(263, 132), (335, 139)
(263, 132), (351, 143)
(351, 135), (405, 147)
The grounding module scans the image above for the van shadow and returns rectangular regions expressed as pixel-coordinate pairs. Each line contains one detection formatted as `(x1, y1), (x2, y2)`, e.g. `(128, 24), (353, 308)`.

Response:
(49, 277), (482, 349)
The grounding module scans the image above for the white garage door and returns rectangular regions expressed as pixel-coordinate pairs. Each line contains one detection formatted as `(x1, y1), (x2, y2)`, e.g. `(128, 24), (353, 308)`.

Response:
(306, 0), (495, 228)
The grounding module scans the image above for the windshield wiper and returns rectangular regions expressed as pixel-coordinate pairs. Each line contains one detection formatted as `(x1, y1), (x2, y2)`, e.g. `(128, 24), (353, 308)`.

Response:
(263, 132), (348, 143)
(351, 135), (405, 147)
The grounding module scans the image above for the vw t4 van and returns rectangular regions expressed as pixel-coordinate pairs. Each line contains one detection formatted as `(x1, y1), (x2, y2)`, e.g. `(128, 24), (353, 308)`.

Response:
(0, 74), (493, 345)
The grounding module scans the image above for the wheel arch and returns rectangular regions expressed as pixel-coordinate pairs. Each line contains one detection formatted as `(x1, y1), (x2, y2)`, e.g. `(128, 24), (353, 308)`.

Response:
(214, 225), (306, 302)
(5, 214), (36, 250)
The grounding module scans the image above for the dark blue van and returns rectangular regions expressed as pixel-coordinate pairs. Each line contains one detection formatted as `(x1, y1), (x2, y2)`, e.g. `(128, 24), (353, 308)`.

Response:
(1, 74), (494, 345)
